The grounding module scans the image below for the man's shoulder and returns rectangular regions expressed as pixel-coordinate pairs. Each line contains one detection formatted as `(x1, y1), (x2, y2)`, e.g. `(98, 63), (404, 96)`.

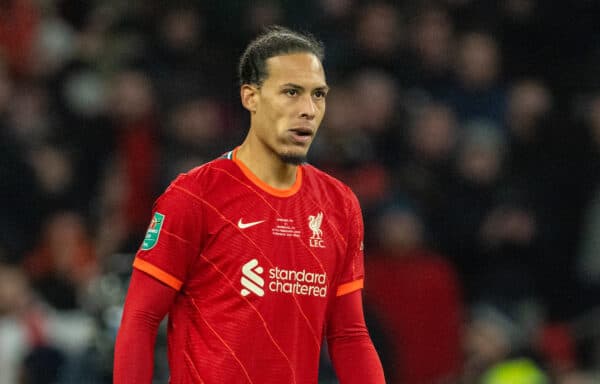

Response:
(168, 152), (237, 191)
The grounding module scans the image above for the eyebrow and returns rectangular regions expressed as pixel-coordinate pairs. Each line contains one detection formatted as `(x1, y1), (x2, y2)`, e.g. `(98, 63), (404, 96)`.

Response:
(281, 83), (330, 93)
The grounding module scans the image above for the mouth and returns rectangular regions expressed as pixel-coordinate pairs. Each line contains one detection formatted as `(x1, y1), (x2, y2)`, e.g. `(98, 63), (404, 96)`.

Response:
(288, 127), (314, 144)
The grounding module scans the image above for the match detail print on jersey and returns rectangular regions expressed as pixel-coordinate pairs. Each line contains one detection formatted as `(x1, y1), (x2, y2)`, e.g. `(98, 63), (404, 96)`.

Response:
(141, 212), (165, 250)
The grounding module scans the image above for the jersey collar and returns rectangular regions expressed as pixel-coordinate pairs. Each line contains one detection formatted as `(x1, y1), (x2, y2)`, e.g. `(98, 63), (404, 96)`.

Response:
(231, 147), (303, 198)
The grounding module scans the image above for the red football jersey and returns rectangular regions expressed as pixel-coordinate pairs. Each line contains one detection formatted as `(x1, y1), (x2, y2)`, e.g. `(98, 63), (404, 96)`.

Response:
(133, 148), (365, 383)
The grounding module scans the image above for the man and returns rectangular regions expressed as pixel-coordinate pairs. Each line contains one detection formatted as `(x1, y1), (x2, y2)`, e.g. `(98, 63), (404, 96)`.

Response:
(113, 26), (386, 383)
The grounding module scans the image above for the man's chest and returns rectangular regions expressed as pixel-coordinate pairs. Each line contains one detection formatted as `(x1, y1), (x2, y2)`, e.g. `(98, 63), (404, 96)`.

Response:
(185, 191), (348, 302)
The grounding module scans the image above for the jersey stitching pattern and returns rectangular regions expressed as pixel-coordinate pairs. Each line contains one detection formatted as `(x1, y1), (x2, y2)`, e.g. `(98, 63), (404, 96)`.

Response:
(206, 166), (333, 347)
(206, 167), (331, 280)
(211, 166), (335, 270)
(188, 296), (255, 384)
(173, 169), (327, 350)
(197, 194), (321, 351)
(162, 229), (198, 251)
(183, 350), (205, 383)
(198, 256), (297, 384)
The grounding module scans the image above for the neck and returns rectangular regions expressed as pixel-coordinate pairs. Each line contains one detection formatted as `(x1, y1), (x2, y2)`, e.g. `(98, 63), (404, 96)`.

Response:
(236, 139), (298, 190)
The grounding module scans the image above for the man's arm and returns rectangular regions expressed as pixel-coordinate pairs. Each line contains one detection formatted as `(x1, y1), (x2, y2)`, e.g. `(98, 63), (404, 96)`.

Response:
(113, 269), (177, 383)
(327, 289), (386, 384)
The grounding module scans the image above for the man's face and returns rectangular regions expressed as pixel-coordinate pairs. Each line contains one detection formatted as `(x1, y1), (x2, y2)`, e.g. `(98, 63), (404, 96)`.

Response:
(248, 52), (328, 164)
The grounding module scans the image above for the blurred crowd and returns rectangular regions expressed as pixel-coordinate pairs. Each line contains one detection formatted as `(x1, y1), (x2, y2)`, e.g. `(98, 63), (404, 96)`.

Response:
(1, 0), (600, 383)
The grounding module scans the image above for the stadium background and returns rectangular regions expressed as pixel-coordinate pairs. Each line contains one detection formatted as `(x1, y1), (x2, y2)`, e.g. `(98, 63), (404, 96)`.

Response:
(1, 0), (600, 383)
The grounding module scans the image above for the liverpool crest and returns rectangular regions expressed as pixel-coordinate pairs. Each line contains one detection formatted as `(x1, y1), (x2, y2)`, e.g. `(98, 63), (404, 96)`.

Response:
(308, 212), (325, 248)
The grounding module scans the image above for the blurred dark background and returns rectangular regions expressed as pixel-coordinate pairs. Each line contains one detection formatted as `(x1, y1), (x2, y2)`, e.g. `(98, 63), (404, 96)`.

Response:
(1, 0), (600, 383)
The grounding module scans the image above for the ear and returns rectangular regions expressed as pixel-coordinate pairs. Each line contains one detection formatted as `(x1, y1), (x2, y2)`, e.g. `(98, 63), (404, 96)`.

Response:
(240, 84), (258, 113)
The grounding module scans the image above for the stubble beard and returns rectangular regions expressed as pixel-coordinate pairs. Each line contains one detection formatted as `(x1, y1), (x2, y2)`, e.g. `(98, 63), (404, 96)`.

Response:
(279, 153), (307, 165)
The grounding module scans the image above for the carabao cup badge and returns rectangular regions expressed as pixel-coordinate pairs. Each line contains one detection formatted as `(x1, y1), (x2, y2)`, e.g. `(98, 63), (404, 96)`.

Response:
(141, 212), (165, 250)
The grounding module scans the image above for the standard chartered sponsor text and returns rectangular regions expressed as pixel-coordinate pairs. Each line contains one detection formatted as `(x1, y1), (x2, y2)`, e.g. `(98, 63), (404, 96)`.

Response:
(268, 266), (327, 297)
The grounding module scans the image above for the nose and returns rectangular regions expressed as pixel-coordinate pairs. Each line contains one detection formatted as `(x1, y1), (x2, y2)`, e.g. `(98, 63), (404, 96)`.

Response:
(299, 94), (316, 120)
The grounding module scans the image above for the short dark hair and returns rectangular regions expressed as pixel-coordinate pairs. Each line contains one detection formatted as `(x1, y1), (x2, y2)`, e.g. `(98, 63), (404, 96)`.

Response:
(238, 26), (324, 86)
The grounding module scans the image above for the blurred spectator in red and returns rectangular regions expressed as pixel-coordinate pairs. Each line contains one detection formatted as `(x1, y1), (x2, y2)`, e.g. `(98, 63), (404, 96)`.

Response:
(0, 0), (40, 76)
(96, 69), (160, 256)
(365, 201), (464, 383)
(536, 322), (577, 377)
(22, 211), (97, 310)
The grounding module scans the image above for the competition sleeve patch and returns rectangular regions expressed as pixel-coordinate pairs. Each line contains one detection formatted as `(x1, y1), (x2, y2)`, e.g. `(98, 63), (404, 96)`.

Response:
(141, 212), (165, 250)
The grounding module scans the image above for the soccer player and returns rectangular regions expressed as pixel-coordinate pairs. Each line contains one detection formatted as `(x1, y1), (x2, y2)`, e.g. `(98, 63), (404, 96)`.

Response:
(113, 26), (386, 384)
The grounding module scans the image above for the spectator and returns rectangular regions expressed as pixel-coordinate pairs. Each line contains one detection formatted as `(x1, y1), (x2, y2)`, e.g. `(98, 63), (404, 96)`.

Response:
(160, 96), (232, 187)
(394, 102), (458, 240)
(438, 119), (507, 297)
(0, 263), (41, 383)
(0, 1), (600, 381)
(407, 3), (456, 96)
(443, 31), (507, 126)
(365, 201), (464, 383)
(96, 69), (161, 256)
(22, 211), (97, 310)
(0, 0), (40, 76)
(0, 60), (42, 261)
(344, 2), (416, 84)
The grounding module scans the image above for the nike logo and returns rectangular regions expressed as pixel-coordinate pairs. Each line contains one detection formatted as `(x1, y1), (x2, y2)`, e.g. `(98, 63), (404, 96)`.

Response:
(237, 219), (266, 229)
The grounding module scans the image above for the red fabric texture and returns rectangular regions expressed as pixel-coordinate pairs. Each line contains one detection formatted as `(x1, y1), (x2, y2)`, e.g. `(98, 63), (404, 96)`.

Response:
(113, 269), (176, 384)
(327, 290), (386, 384)
(365, 249), (464, 384)
(114, 272), (386, 384)
(114, 151), (383, 383)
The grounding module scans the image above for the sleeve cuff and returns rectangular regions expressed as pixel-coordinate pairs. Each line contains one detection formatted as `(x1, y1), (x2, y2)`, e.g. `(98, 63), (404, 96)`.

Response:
(133, 257), (183, 291)
(336, 278), (364, 296)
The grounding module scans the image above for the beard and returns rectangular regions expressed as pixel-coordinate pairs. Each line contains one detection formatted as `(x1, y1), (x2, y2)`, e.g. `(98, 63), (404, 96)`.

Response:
(279, 153), (307, 165)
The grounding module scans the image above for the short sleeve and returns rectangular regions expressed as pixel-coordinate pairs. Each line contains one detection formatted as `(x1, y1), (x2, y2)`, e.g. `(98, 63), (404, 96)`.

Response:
(133, 177), (204, 291)
(335, 190), (365, 297)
